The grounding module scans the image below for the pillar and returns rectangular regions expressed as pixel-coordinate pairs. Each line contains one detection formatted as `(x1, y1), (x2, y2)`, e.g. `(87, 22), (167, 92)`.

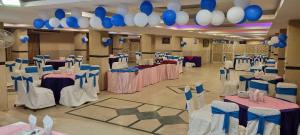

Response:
(0, 22), (8, 111)
(74, 32), (88, 63)
(277, 29), (287, 76)
(12, 29), (28, 60)
(285, 20), (300, 104)
(170, 36), (183, 56)
(140, 34), (154, 59)
(88, 30), (109, 91)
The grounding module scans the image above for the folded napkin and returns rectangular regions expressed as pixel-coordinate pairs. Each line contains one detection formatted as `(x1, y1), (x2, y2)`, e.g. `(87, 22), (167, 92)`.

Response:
(28, 114), (37, 129)
(43, 115), (53, 135)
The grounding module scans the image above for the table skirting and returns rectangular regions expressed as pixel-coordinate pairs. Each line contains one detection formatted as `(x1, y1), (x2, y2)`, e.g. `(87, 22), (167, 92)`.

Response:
(107, 64), (179, 94)
(183, 56), (201, 67)
(224, 96), (300, 135)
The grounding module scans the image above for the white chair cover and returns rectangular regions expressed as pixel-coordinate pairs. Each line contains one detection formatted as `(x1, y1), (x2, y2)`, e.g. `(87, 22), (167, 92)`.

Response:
(275, 82), (297, 103)
(188, 104), (212, 135)
(249, 80), (269, 94)
(5, 61), (15, 86)
(11, 73), (27, 106)
(25, 66), (41, 86)
(86, 70), (100, 100)
(22, 74), (56, 110)
(246, 107), (280, 135)
(59, 73), (91, 107)
(210, 101), (240, 135)
(136, 52), (142, 65)
(185, 86), (194, 112)
(220, 68), (239, 96)
(195, 83), (205, 109)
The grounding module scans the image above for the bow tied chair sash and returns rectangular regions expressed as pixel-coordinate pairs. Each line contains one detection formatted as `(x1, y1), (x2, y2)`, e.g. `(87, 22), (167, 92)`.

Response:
(184, 90), (192, 111)
(196, 84), (204, 94)
(80, 65), (90, 71)
(90, 66), (100, 71)
(240, 76), (254, 90)
(265, 68), (278, 74)
(211, 107), (239, 134)
(249, 81), (269, 92)
(6, 63), (15, 72)
(43, 66), (54, 72)
(16, 58), (22, 63)
(25, 67), (38, 73)
(23, 76), (33, 93)
(75, 73), (87, 89)
(22, 59), (29, 64)
(89, 71), (99, 88)
(276, 87), (297, 96)
(247, 112), (280, 135)
(11, 76), (23, 91)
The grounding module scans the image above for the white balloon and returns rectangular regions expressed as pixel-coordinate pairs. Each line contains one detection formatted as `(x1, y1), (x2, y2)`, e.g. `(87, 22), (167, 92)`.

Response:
(234, 0), (249, 8)
(167, 0), (181, 12)
(78, 17), (89, 28)
(176, 11), (189, 25)
(49, 17), (60, 28)
(60, 18), (68, 28)
(267, 40), (273, 46)
(124, 13), (135, 26)
(134, 12), (148, 27)
(39, 11), (49, 20)
(148, 12), (161, 27)
(271, 36), (279, 44)
(71, 8), (82, 17)
(227, 6), (245, 24)
(116, 5), (129, 16)
(211, 10), (225, 26)
(196, 10), (212, 26)
(90, 15), (102, 29)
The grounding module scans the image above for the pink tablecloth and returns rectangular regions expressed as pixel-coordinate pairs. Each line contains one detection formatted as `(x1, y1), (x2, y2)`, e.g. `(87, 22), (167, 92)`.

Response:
(43, 72), (75, 80)
(0, 122), (66, 135)
(107, 64), (179, 93)
(225, 96), (299, 110)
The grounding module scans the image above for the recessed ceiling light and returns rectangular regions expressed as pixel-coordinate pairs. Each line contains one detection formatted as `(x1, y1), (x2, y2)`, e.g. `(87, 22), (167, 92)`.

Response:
(2, 0), (21, 6)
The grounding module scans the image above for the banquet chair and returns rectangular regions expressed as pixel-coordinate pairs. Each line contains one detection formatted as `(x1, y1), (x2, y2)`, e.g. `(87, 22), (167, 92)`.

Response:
(87, 70), (100, 99)
(25, 66), (41, 86)
(265, 67), (278, 75)
(11, 73), (27, 106)
(34, 57), (43, 69)
(210, 100), (244, 135)
(246, 107), (280, 135)
(249, 80), (269, 94)
(5, 61), (16, 87)
(59, 73), (91, 107)
(22, 74), (56, 110)
(65, 58), (74, 69)
(275, 82), (297, 103)
(224, 60), (234, 69)
(185, 86), (212, 135)
(195, 83), (205, 109)
(42, 65), (54, 75)
(15, 58), (23, 71)
(220, 68), (239, 96)
(239, 75), (252, 91)
(20, 59), (29, 71)
(136, 52), (142, 65)
(266, 59), (276, 67)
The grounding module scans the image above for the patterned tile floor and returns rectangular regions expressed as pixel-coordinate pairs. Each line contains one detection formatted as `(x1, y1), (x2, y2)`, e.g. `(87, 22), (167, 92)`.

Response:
(67, 98), (188, 135)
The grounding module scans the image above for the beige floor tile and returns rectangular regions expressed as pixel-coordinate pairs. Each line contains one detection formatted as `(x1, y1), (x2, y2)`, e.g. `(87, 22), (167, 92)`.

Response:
(131, 119), (161, 132)
(157, 108), (182, 116)
(69, 105), (117, 121)
(95, 98), (142, 109)
(109, 115), (139, 126)
(137, 104), (161, 112)
(155, 124), (188, 135)
(179, 111), (189, 123)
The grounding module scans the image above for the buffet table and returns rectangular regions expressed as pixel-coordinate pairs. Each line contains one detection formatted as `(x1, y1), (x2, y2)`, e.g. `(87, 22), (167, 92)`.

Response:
(224, 96), (300, 135)
(107, 63), (179, 94)
(183, 56), (201, 67)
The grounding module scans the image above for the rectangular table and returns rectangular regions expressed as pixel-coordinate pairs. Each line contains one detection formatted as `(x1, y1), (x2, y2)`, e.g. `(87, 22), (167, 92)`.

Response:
(0, 122), (66, 135)
(224, 96), (300, 135)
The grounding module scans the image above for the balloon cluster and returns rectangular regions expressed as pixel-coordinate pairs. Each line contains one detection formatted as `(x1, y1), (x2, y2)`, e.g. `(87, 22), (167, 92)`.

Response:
(162, 0), (189, 26)
(81, 36), (88, 44)
(102, 37), (113, 47)
(19, 35), (29, 44)
(268, 34), (288, 48)
(195, 0), (225, 26)
(180, 41), (187, 47)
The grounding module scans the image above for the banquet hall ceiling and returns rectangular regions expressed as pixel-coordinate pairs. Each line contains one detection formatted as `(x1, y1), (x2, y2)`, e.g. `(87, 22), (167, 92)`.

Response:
(0, 0), (285, 40)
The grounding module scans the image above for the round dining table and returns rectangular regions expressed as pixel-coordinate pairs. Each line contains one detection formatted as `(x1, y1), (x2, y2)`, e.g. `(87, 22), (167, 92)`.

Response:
(45, 60), (66, 70)
(41, 72), (75, 104)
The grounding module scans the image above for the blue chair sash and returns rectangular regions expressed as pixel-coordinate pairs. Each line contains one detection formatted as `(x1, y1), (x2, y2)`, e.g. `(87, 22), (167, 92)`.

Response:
(266, 69), (278, 74)
(43, 66), (54, 72)
(36, 59), (43, 68)
(6, 63), (15, 72)
(23, 76), (33, 93)
(89, 72), (99, 87)
(185, 90), (192, 100)
(16, 58), (22, 63)
(90, 66), (100, 71)
(247, 112), (280, 135)
(75, 74), (86, 88)
(11, 76), (23, 91)
(22, 59), (29, 64)
(276, 87), (297, 96)
(249, 81), (269, 92)
(80, 65), (90, 71)
(25, 67), (38, 73)
(196, 85), (204, 94)
(211, 107), (239, 134)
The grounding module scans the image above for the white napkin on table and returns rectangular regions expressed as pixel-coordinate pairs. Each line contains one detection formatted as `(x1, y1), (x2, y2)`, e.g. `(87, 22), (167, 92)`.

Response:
(43, 115), (53, 134)
(28, 114), (37, 129)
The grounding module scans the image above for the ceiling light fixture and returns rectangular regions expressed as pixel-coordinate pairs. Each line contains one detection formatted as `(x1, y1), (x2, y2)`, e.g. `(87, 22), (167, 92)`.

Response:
(1, 0), (21, 6)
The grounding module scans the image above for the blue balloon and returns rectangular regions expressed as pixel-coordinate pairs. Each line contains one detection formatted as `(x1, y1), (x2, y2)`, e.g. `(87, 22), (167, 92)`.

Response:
(103, 39), (113, 47)
(245, 5), (263, 21)
(95, 6), (106, 19)
(20, 37), (29, 43)
(140, 0), (153, 15)
(278, 41), (287, 48)
(162, 10), (177, 26)
(45, 20), (54, 30)
(66, 16), (79, 28)
(111, 14), (125, 27)
(102, 17), (113, 29)
(33, 18), (44, 29)
(278, 34), (287, 42)
(200, 0), (216, 12)
(273, 43), (279, 48)
(55, 9), (65, 20)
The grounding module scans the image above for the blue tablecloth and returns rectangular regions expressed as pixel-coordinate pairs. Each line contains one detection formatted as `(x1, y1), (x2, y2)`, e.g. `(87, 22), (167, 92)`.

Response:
(183, 56), (201, 67)
(224, 98), (300, 135)
(41, 77), (74, 104)
(46, 61), (65, 70)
